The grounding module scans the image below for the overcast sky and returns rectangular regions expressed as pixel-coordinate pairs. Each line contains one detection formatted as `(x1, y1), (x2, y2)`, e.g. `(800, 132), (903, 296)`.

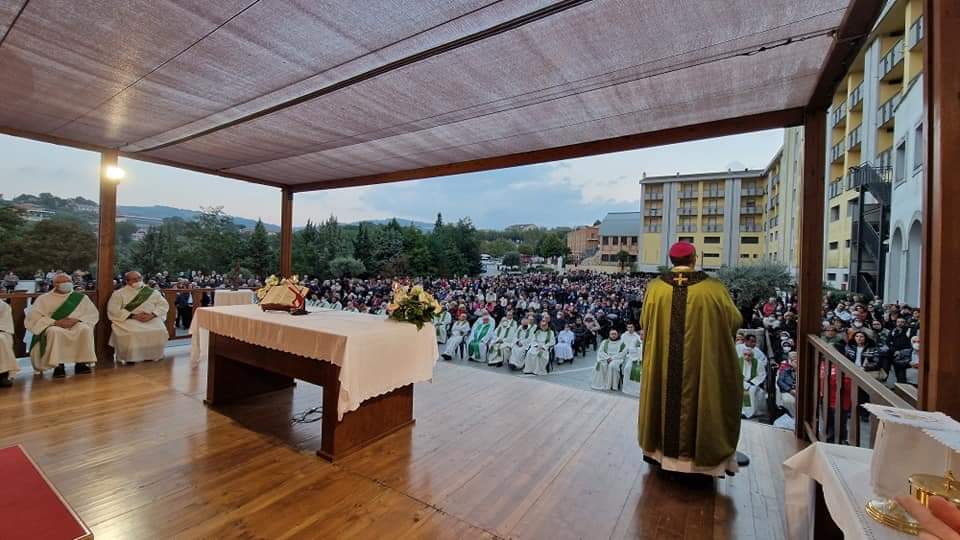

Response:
(0, 130), (783, 229)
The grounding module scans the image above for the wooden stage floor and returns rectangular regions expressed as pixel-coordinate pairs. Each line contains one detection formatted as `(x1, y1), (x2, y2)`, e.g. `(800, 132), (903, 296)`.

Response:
(0, 348), (803, 539)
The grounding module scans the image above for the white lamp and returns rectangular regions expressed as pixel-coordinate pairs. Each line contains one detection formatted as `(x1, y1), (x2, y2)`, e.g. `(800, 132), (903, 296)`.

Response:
(104, 165), (125, 181)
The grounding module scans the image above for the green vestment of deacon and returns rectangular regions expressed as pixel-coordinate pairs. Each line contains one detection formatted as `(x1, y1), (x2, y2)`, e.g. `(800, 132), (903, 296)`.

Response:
(638, 267), (743, 469)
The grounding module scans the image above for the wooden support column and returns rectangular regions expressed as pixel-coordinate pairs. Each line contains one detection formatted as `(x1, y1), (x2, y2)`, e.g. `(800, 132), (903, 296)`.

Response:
(95, 151), (119, 364)
(795, 109), (826, 438)
(279, 188), (293, 277)
(920, 0), (960, 417)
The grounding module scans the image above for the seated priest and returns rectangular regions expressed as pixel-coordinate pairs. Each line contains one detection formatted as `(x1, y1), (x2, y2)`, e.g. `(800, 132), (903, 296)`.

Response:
(441, 312), (471, 361)
(740, 347), (766, 419)
(1, 300), (18, 387)
(433, 305), (452, 344)
(591, 328), (627, 390)
(554, 323), (575, 364)
(523, 318), (555, 376)
(487, 309), (518, 367)
(108, 271), (170, 365)
(508, 316), (536, 370)
(466, 311), (496, 363)
(25, 272), (98, 378)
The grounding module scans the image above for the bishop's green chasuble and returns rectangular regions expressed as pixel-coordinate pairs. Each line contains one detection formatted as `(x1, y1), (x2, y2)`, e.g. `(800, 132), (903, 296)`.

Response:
(638, 267), (743, 468)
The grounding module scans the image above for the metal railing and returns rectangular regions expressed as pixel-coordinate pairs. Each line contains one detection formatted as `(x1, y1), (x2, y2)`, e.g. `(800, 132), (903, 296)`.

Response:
(677, 207), (697, 215)
(830, 102), (847, 128)
(739, 223), (762, 232)
(643, 192), (664, 200)
(678, 190), (699, 199)
(643, 208), (662, 217)
(642, 225), (661, 233)
(702, 207), (723, 215)
(877, 94), (899, 128)
(739, 206), (763, 215)
(878, 39), (904, 81)
(909, 16), (923, 50)
(702, 224), (723, 232)
(703, 189), (724, 198)
(741, 186), (765, 196)
(849, 81), (864, 111)
(677, 224), (697, 233)
(847, 123), (863, 150)
(877, 148), (893, 170)
(830, 140), (845, 163)
(803, 335), (914, 447)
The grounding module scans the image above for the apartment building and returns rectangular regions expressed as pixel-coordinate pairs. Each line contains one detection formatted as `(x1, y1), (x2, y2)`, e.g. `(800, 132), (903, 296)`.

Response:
(638, 170), (767, 272)
(566, 224), (600, 261)
(764, 127), (804, 275)
(823, 0), (924, 303)
(597, 212), (642, 267)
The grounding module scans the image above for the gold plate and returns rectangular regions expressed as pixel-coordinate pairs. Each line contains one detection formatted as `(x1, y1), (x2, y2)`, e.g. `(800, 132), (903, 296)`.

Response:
(865, 497), (920, 535)
(909, 473), (960, 508)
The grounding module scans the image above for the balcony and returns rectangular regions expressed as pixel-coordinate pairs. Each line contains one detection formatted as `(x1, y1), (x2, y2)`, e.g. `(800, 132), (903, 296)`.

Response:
(702, 206), (723, 215)
(643, 192), (664, 200)
(643, 208), (662, 217)
(768, 216), (779, 228)
(847, 124), (862, 151)
(703, 188), (724, 198)
(642, 224), (661, 233)
(741, 186), (765, 196)
(878, 39), (904, 82)
(739, 223), (762, 232)
(677, 224), (697, 233)
(677, 207), (697, 216)
(830, 102), (846, 128)
(848, 81), (863, 112)
(739, 206), (763, 215)
(830, 140), (845, 163)
(877, 148), (893, 170)
(827, 177), (845, 199)
(909, 16), (923, 50)
(877, 94), (899, 129)
(702, 224), (723, 232)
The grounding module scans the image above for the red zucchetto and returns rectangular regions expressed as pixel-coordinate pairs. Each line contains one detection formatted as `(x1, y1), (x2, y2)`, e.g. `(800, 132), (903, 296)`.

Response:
(668, 241), (696, 259)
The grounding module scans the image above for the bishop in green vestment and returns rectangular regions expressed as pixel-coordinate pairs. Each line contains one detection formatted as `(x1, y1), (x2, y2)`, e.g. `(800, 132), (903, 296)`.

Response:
(638, 242), (743, 476)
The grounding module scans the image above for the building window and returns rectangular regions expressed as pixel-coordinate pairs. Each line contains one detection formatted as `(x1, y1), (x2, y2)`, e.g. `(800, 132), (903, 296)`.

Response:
(830, 205), (840, 222)
(611, 236), (619, 245)
(632, 236), (638, 245)
(740, 236), (759, 244)
(847, 199), (857, 217)
(895, 140), (907, 184)
(914, 124), (924, 170)
(827, 272), (837, 281)
(829, 241), (839, 250)
(602, 236), (610, 245)
(704, 253), (720, 258)
(620, 236), (629, 245)
(679, 236), (694, 243)
(741, 254), (750, 259)
(704, 236), (721, 244)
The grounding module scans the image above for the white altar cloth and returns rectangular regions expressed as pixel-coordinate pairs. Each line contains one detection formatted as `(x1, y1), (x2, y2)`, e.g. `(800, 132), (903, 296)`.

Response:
(190, 304), (438, 420)
(189, 289), (257, 365)
(783, 442), (912, 540)
(213, 289), (256, 306)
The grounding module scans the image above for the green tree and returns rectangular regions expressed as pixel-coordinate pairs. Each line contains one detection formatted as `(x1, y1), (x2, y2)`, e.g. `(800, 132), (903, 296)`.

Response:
(20, 217), (97, 274)
(352, 222), (374, 274)
(0, 206), (26, 272)
(616, 250), (632, 272)
(329, 256), (365, 278)
(536, 232), (567, 260)
(717, 261), (793, 310)
(502, 251), (521, 268)
(130, 226), (167, 276)
(518, 244), (534, 256)
(245, 219), (273, 278)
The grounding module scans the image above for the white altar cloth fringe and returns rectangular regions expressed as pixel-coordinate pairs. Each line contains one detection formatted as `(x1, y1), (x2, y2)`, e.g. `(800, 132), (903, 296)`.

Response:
(190, 304), (438, 420)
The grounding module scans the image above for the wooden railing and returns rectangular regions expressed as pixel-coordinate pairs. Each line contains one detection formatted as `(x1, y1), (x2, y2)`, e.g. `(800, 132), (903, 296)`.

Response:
(1, 288), (255, 355)
(803, 335), (914, 448)
(1, 291), (98, 357)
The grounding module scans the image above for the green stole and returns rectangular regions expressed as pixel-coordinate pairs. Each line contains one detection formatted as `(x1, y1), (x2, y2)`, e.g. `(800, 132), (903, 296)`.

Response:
(29, 292), (85, 357)
(495, 321), (515, 340)
(122, 286), (155, 312)
(597, 339), (625, 371)
(468, 321), (492, 357)
(532, 329), (554, 356)
(740, 353), (759, 407)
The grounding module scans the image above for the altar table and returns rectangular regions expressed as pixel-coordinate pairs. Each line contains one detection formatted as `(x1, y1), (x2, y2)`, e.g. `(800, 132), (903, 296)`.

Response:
(193, 305), (438, 460)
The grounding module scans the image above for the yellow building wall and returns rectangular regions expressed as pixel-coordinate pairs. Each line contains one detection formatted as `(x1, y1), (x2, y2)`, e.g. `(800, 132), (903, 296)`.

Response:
(642, 233), (661, 265)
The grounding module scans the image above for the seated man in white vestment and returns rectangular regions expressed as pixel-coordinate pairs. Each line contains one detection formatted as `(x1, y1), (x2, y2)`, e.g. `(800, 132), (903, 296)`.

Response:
(554, 323), (575, 364)
(619, 324), (643, 393)
(591, 329), (627, 390)
(508, 316), (535, 370)
(1, 300), (18, 387)
(487, 310), (518, 366)
(466, 311), (496, 363)
(433, 305), (452, 344)
(107, 271), (170, 365)
(523, 318), (555, 376)
(740, 348), (766, 419)
(25, 273), (98, 378)
(441, 312), (471, 361)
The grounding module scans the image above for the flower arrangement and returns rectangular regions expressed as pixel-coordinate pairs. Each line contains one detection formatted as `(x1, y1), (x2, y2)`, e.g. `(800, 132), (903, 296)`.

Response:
(387, 282), (442, 330)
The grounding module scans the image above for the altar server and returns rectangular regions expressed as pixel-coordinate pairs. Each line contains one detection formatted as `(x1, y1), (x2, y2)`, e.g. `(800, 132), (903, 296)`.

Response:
(487, 310), (518, 366)
(441, 312), (471, 361)
(466, 311), (496, 362)
(554, 323), (575, 364)
(108, 271), (170, 365)
(433, 306), (452, 344)
(0, 300), (17, 387)
(523, 318), (555, 375)
(592, 329), (627, 390)
(620, 324), (643, 391)
(25, 273), (98, 378)
(509, 316), (536, 369)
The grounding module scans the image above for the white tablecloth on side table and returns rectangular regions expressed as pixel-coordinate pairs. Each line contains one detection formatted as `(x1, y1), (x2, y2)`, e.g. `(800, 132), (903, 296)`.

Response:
(783, 442), (913, 540)
(212, 289), (256, 306)
(190, 304), (438, 420)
